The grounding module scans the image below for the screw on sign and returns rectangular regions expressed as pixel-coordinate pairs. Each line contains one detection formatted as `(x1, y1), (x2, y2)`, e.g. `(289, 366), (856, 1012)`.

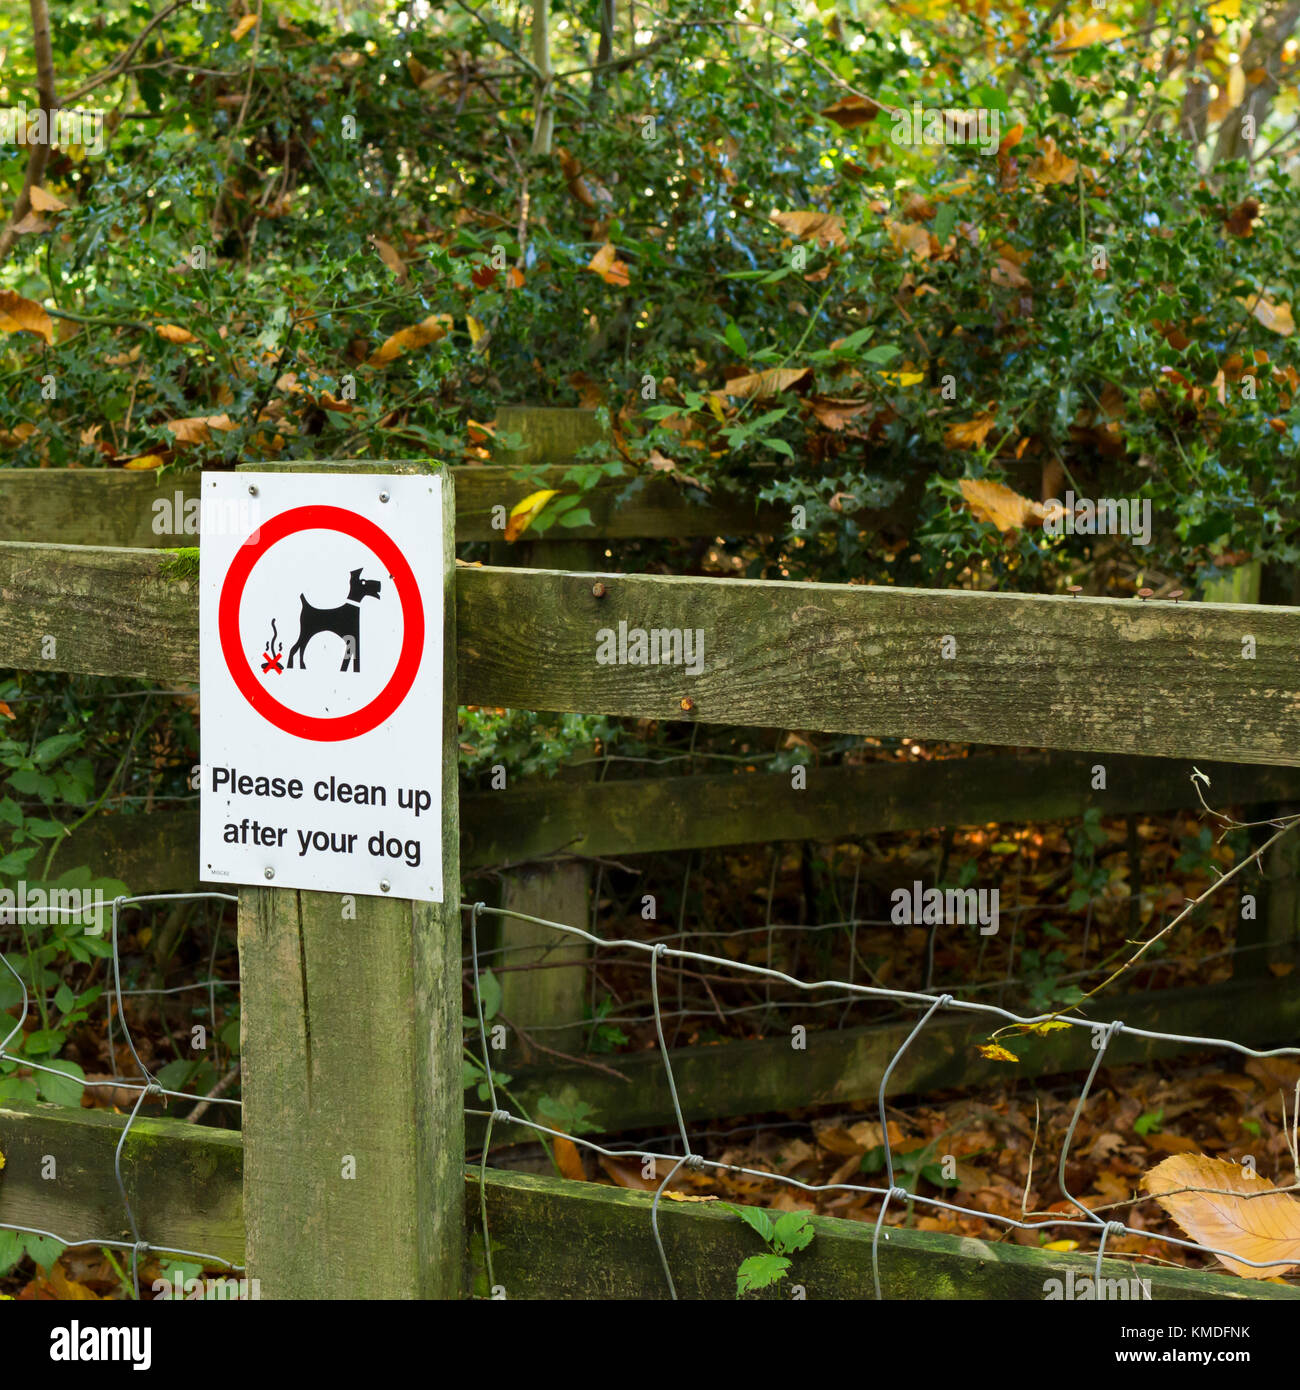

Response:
(200, 473), (445, 901)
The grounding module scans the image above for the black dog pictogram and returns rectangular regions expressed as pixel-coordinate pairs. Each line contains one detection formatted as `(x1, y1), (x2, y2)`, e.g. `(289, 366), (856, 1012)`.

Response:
(285, 568), (381, 673)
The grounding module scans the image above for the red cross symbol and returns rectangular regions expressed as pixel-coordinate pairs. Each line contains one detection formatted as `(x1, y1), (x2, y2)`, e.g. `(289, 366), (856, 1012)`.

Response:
(261, 650), (283, 675)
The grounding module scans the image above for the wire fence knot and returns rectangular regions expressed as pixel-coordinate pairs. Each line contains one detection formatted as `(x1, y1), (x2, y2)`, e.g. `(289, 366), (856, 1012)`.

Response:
(491, 1109), (511, 1125)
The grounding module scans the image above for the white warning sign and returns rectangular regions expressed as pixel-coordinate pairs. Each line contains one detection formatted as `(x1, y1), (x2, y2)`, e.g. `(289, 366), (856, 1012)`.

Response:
(199, 471), (444, 900)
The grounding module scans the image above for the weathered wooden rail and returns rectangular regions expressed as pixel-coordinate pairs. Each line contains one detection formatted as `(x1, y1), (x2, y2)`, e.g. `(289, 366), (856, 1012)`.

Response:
(2, 452), (1299, 1299)
(1, 1102), (1292, 1299)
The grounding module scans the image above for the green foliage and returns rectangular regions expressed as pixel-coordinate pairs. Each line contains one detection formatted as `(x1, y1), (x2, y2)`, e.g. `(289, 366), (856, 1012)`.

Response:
(726, 1204), (814, 1298)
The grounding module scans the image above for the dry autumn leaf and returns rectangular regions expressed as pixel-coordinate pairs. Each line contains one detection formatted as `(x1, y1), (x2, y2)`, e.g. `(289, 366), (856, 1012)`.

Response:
(122, 453), (168, 471)
(370, 236), (408, 282)
(1053, 18), (1124, 51)
(10, 211), (49, 235)
(770, 210), (847, 248)
(589, 241), (631, 287)
(1143, 1154), (1300, 1278)
(504, 488), (559, 542)
(552, 1134), (587, 1182)
(959, 478), (1045, 532)
(885, 218), (932, 261)
(366, 313), (450, 366)
(718, 366), (810, 399)
(0, 290), (54, 345)
(977, 1043), (1019, 1063)
(945, 414), (1000, 451)
(232, 13), (259, 40)
(28, 186), (67, 213)
(1239, 294), (1296, 337)
(155, 323), (197, 344)
(165, 414), (236, 445)
(1027, 138), (1077, 186)
(819, 94), (891, 128)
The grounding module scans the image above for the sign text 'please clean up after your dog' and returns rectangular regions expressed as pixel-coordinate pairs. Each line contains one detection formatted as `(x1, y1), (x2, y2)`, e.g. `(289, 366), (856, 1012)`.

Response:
(199, 472), (444, 900)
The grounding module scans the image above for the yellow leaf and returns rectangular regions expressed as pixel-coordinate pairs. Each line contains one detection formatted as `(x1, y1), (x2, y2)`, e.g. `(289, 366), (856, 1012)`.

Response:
(28, 186), (67, 213)
(718, 367), (810, 400)
(770, 210), (847, 248)
(1226, 63), (1246, 109)
(1143, 1154), (1300, 1278)
(156, 323), (197, 344)
(588, 241), (631, 287)
(165, 413), (236, 445)
(878, 370), (924, 387)
(466, 314), (488, 349)
(1054, 19), (1123, 52)
(946, 414), (1000, 451)
(1238, 295), (1295, 336)
(505, 489), (559, 542)
(1027, 137), (1077, 186)
(885, 218), (932, 261)
(123, 454), (167, 471)
(231, 13), (259, 40)
(960, 478), (1045, 532)
(1041, 1239), (1078, 1252)
(664, 1191), (718, 1203)
(1023, 1019), (1072, 1035)
(977, 1043), (1020, 1063)
(0, 290), (54, 345)
(366, 313), (451, 367)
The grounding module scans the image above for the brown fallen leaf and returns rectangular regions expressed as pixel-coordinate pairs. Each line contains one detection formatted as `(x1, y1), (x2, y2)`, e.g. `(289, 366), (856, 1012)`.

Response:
(366, 313), (450, 366)
(717, 366), (810, 400)
(11, 211), (49, 235)
(1239, 294), (1295, 337)
(0, 290), (54, 345)
(819, 94), (891, 128)
(231, 13), (259, 40)
(885, 218), (932, 261)
(598, 1155), (660, 1190)
(946, 414), (1001, 451)
(28, 186), (68, 213)
(155, 323), (197, 344)
(770, 210), (847, 248)
(1143, 1153), (1300, 1277)
(588, 241), (631, 287)
(977, 1042), (1020, 1063)
(370, 236), (409, 283)
(165, 413), (236, 445)
(1027, 137), (1077, 186)
(552, 1134), (586, 1182)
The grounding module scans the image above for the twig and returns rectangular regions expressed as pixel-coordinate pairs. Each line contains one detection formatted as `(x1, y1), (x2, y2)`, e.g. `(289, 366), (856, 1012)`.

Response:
(185, 1062), (241, 1123)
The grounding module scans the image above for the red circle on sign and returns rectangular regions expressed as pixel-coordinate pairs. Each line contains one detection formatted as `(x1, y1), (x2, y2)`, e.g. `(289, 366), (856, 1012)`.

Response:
(218, 504), (425, 742)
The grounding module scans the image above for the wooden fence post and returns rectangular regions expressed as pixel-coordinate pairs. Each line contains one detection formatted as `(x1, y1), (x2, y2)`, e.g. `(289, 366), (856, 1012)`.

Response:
(1205, 561), (1299, 978)
(235, 461), (463, 1298)
(490, 407), (606, 1055)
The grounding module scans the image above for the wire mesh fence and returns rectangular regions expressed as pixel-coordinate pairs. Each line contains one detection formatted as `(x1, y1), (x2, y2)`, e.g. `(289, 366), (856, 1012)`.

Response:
(0, 833), (1296, 1300)
(0, 891), (243, 1296)
(466, 899), (1300, 1300)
